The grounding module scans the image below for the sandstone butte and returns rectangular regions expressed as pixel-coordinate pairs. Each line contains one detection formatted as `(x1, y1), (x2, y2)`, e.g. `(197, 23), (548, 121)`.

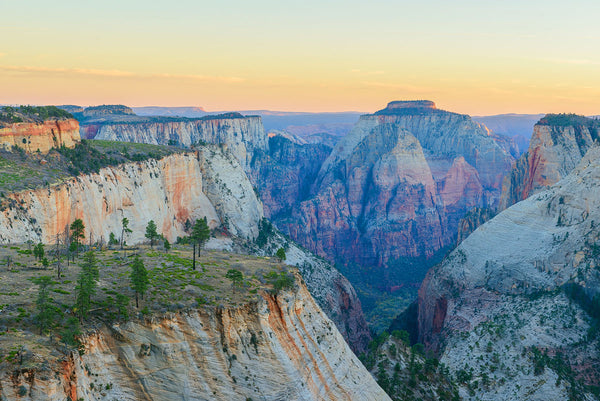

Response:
(282, 100), (514, 277)
(0, 276), (390, 401)
(418, 145), (600, 400)
(0, 119), (80, 153)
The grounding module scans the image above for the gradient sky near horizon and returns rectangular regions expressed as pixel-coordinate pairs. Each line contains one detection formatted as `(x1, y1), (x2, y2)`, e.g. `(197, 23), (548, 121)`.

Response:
(1, 0), (599, 115)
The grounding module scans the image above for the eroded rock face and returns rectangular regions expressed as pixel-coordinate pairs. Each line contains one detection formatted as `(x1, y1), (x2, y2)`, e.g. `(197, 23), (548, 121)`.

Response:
(85, 115), (268, 172)
(0, 146), (369, 352)
(280, 102), (514, 297)
(500, 115), (599, 209)
(418, 146), (600, 400)
(0, 119), (80, 153)
(282, 240), (372, 353)
(0, 283), (390, 401)
(0, 147), (262, 244)
(252, 135), (332, 220)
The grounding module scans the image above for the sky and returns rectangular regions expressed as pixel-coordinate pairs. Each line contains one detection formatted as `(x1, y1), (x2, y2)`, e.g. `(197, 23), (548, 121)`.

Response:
(1, 0), (599, 115)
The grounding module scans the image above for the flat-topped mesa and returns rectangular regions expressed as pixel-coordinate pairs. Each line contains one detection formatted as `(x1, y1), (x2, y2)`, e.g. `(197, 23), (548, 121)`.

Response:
(83, 112), (268, 172)
(374, 100), (440, 115)
(386, 100), (437, 110)
(82, 104), (135, 118)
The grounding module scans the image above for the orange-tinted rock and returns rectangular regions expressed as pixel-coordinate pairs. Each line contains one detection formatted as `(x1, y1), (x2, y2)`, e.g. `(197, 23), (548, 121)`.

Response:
(0, 149), (262, 244)
(0, 280), (390, 400)
(500, 115), (599, 209)
(0, 119), (80, 153)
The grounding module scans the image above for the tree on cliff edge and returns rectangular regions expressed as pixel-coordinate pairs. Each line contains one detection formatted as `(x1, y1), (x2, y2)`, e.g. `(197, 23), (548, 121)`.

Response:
(75, 251), (99, 321)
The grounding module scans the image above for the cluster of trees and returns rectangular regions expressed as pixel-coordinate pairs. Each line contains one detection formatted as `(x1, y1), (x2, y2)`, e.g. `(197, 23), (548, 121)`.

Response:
(30, 214), (294, 351)
(0, 105), (73, 123)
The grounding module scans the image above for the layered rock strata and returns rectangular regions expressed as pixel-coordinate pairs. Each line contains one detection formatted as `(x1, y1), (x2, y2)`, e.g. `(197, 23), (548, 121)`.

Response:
(0, 148), (261, 244)
(84, 114), (268, 172)
(418, 146), (600, 399)
(281, 101), (514, 291)
(0, 146), (369, 351)
(0, 119), (80, 153)
(500, 114), (599, 209)
(0, 281), (390, 401)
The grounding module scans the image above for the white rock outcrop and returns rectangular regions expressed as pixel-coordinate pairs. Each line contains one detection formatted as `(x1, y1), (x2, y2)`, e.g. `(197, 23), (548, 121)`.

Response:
(0, 146), (263, 244)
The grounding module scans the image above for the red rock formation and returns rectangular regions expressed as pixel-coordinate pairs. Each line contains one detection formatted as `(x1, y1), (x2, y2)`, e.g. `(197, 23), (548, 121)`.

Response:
(278, 103), (513, 301)
(500, 115), (598, 209)
(0, 119), (80, 153)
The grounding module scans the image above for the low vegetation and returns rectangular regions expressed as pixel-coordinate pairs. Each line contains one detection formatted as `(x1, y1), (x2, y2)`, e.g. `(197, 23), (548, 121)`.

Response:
(361, 330), (459, 401)
(0, 105), (73, 125)
(0, 139), (184, 194)
(537, 113), (600, 129)
(0, 242), (296, 370)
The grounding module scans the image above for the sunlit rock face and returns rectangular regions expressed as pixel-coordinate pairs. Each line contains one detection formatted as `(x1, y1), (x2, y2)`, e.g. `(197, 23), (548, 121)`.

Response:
(0, 119), (80, 153)
(0, 281), (390, 401)
(84, 114), (268, 172)
(418, 145), (600, 400)
(0, 148), (262, 244)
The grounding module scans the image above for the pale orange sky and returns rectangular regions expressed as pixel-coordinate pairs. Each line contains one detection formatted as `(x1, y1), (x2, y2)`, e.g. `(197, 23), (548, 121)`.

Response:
(1, 0), (599, 115)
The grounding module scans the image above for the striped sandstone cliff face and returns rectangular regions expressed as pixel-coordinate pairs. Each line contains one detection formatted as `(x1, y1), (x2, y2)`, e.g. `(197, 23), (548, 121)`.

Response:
(0, 119), (80, 153)
(0, 149), (261, 244)
(84, 115), (267, 172)
(500, 116), (599, 210)
(281, 102), (514, 291)
(0, 280), (389, 401)
(0, 145), (370, 352)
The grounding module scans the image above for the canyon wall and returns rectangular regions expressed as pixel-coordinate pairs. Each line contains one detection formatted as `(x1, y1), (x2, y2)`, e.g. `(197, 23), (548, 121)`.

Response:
(500, 115), (599, 209)
(418, 145), (600, 399)
(0, 119), (80, 153)
(83, 114), (268, 172)
(253, 135), (332, 220)
(0, 148), (261, 244)
(0, 281), (390, 401)
(279, 101), (514, 296)
(0, 146), (369, 351)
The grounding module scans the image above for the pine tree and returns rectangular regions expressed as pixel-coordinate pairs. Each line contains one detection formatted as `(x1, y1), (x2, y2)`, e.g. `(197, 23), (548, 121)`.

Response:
(108, 232), (118, 247)
(33, 276), (57, 334)
(190, 217), (210, 270)
(33, 243), (45, 261)
(276, 247), (286, 262)
(70, 219), (85, 257)
(75, 251), (99, 321)
(129, 255), (149, 308)
(121, 217), (132, 249)
(225, 269), (244, 291)
(145, 220), (158, 248)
